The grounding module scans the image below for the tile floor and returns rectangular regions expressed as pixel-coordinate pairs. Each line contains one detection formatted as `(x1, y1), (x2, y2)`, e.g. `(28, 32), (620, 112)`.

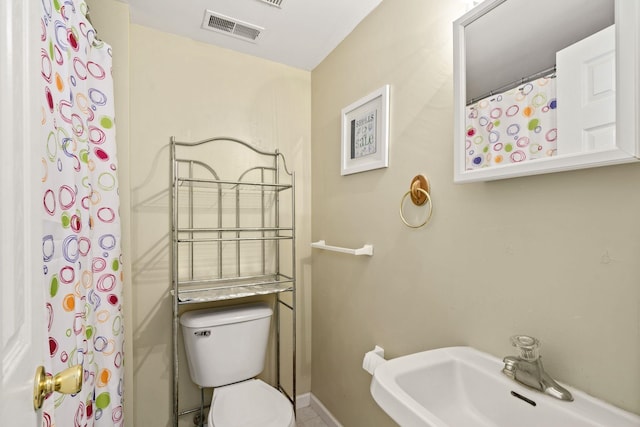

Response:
(296, 406), (330, 427)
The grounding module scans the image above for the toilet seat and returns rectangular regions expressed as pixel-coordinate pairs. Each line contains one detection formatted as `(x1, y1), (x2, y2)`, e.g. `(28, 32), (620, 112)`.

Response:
(209, 379), (295, 427)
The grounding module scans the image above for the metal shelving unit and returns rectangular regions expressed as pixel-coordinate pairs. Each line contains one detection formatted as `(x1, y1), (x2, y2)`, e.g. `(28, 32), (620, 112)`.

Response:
(170, 136), (296, 426)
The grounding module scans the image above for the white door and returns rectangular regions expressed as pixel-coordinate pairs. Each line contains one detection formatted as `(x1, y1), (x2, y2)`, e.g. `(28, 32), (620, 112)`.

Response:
(0, 0), (44, 424)
(557, 25), (616, 155)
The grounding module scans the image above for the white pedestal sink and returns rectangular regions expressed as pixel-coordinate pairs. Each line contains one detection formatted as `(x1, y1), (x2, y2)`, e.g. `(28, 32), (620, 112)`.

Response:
(370, 347), (640, 427)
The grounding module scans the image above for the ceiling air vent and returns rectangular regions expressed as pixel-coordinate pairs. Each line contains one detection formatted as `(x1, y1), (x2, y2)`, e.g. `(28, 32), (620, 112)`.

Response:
(201, 10), (263, 43)
(258, 0), (284, 8)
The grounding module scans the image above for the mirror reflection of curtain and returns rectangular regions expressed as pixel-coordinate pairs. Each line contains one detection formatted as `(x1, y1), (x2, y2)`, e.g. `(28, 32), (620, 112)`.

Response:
(40, 1), (124, 425)
(465, 76), (557, 170)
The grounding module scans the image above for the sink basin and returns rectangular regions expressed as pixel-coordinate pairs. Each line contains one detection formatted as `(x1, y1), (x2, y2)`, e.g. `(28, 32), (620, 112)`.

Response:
(370, 346), (640, 427)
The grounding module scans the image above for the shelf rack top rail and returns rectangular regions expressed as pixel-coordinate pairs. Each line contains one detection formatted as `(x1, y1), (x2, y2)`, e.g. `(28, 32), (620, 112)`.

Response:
(171, 136), (293, 178)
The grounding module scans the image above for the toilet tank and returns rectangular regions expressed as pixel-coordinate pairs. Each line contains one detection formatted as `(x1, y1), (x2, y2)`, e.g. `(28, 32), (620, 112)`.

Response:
(180, 303), (272, 388)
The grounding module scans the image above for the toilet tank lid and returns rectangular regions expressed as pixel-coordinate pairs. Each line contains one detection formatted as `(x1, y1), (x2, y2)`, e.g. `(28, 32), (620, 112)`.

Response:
(180, 303), (272, 328)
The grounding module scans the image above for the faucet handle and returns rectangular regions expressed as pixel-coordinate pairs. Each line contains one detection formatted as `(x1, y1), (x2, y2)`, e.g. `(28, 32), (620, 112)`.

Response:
(502, 356), (518, 378)
(511, 335), (540, 361)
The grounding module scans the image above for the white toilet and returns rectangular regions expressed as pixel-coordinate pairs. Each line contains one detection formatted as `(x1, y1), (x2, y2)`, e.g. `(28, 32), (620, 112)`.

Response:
(180, 303), (296, 427)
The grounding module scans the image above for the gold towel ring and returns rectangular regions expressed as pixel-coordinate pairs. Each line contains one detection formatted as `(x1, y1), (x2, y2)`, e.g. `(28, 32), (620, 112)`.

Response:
(399, 175), (433, 228)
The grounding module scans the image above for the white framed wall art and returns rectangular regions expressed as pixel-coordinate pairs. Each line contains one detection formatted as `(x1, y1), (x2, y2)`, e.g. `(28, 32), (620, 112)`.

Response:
(341, 85), (390, 175)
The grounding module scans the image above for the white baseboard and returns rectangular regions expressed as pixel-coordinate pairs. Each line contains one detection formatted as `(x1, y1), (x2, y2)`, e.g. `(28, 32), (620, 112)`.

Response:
(296, 392), (311, 409)
(296, 392), (342, 426)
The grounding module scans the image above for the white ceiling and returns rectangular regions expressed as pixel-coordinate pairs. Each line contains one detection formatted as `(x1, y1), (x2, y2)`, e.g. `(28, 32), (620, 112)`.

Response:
(117, 0), (383, 71)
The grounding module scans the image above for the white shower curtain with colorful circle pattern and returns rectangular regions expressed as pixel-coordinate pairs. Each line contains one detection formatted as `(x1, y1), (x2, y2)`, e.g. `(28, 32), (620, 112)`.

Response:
(40, 0), (124, 425)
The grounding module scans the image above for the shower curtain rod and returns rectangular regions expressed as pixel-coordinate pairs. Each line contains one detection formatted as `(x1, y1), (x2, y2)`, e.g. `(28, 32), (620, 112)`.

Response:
(467, 64), (556, 106)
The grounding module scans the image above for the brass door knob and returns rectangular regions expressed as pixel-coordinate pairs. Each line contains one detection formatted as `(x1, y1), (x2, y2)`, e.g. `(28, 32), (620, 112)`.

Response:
(33, 365), (83, 410)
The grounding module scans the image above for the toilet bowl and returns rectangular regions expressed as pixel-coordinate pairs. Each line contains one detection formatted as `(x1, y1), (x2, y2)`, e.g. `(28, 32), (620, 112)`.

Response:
(208, 379), (295, 427)
(180, 303), (296, 427)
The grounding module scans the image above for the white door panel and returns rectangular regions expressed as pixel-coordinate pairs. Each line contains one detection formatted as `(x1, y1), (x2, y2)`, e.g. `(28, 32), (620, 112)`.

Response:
(557, 25), (616, 154)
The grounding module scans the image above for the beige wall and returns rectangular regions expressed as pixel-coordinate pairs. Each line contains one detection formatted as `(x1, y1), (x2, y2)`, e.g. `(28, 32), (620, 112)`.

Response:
(128, 25), (312, 426)
(311, 0), (640, 425)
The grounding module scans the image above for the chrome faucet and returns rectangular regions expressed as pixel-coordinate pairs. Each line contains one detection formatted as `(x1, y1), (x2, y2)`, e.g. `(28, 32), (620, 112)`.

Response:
(502, 335), (573, 402)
